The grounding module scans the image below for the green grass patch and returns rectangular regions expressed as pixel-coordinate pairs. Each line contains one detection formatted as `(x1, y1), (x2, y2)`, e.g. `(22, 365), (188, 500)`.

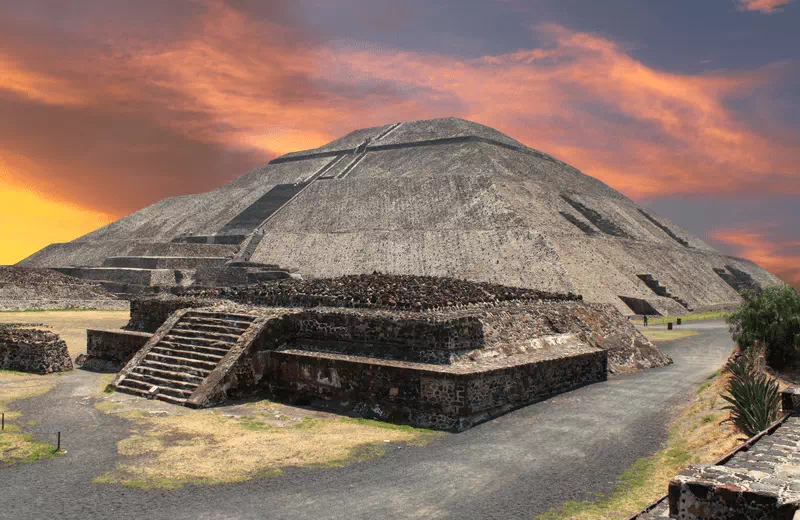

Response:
(634, 311), (729, 326)
(0, 429), (61, 464)
(238, 417), (273, 431)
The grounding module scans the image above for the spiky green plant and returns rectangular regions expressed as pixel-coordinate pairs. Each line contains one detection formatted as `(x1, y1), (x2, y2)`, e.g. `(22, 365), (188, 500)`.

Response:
(721, 348), (781, 438)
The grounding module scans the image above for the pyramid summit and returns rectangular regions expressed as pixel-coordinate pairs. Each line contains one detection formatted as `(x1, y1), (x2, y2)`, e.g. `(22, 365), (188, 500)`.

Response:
(20, 117), (782, 315)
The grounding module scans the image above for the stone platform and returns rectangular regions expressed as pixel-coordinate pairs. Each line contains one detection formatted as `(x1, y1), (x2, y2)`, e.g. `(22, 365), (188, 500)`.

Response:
(105, 282), (669, 430)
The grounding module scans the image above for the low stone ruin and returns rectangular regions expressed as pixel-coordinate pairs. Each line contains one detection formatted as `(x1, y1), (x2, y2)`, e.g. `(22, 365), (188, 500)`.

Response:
(0, 323), (73, 374)
(102, 274), (670, 430)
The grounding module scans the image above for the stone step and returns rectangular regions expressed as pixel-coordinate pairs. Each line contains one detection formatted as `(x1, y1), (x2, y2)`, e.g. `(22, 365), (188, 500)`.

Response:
(145, 352), (219, 371)
(53, 267), (186, 286)
(124, 373), (199, 391)
(156, 385), (194, 399)
(185, 311), (256, 322)
(157, 340), (231, 357)
(117, 377), (155, 393)
(150, 345), (225, 363)
(181, 316), (253, 330)
(119, 376), (193, 399)
(115, 384), (154, 399)
(155, 393), (188, 405)
(172, 235), (246, 245)
(162, 334), (237, 349)
(171, 322), (247, 335)
(103, 256), (228, 270)
(135, 361), (210, 380)
(132, 365), (205, 385)
(168, 328), (242, 343)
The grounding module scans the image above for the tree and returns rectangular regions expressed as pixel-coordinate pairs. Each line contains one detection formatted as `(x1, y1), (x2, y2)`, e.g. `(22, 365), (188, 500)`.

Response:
(727, 285), (800, 368)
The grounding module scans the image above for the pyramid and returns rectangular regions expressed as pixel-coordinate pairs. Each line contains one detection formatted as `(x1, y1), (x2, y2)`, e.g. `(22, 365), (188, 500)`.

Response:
(20, 117), (782, 315)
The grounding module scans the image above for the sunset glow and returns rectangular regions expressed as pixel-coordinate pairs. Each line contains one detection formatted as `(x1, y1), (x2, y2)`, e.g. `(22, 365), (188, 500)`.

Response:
(1, 1), (798, 287)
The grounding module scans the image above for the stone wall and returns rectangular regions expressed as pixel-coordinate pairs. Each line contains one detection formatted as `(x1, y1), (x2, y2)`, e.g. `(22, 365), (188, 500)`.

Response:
(264, 343), (606, 431)
(125, 295), (216, 332)
(0, 299), (129, 312)
(0, 324), (73, 374)
(78, 329), (153, 371)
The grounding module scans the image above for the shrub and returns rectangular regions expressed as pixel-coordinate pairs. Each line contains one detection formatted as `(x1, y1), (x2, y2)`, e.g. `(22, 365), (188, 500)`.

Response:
(721, 347), (781, 438)
(727, 285), (800, 368)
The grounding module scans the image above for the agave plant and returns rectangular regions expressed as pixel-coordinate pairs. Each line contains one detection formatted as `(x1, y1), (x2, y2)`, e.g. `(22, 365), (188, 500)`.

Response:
(721, 347), (782, 438)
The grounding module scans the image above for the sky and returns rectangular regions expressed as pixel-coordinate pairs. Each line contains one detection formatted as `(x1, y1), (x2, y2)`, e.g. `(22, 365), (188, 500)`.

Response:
(0, 0), (798, 287)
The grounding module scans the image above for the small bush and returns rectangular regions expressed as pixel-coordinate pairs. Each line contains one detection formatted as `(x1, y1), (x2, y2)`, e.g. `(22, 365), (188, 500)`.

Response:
(727, 285), (800, 368)
(721, 348), (781, 438)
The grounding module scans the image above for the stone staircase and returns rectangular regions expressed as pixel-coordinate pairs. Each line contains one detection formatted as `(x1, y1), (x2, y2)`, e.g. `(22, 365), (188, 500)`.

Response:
(112, 310), (258, 406)
(636, 274), (693, 311)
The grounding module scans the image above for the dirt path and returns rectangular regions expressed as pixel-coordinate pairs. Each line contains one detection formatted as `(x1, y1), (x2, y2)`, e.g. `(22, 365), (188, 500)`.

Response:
(1, 321), (734, 520)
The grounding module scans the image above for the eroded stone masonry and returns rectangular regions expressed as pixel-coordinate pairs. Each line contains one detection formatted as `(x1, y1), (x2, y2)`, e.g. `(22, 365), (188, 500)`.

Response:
(0, 323), (73, 374)
(104, 274), (669, 431)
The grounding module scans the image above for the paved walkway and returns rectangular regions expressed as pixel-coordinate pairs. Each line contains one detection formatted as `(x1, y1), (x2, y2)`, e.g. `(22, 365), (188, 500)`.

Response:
(2, 321), (733, 519)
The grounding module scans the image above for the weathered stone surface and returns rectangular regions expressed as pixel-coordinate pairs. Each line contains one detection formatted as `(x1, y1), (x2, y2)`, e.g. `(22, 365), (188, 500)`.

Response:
(112, 287), (667, 429)
(667, 416), (800, 519)
(194, 272), (579, 311)
(0, 323), (73, 374)
(76, 329), (153, 371)
(17, 118), (784, 316)
(0, 266), (125, 311)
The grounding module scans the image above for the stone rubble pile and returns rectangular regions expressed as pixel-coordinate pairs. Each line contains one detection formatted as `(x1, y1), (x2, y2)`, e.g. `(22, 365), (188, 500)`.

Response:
(190, 273), (581, 311)
(0, 323), (74, 374)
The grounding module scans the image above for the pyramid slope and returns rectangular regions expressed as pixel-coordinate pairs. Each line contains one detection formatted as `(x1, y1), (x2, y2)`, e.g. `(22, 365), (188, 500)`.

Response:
(19, 117), (783, 315)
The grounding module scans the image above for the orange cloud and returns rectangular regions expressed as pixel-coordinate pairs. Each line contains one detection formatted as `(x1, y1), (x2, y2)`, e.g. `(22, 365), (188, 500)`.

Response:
(110, 5), (800, 199)
(711, 226), (800, 289)
(735, 0), (793, 13)
(1, 0), (799, 265)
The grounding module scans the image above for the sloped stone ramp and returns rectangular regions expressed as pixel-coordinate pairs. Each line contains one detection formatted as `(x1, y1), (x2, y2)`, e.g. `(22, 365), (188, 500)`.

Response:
(111, 309), (266, 406)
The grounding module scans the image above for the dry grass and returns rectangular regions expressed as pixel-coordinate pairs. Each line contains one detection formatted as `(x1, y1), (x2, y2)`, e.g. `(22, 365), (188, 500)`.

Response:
(641, 329), (700, 343)
(537, 368), (740, 519)
(0, 370), (59, 463)
(94, 400), (442, 489)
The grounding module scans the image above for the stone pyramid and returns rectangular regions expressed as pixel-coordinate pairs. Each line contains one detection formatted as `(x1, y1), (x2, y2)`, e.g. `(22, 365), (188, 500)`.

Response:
(20, 117), (782, 315)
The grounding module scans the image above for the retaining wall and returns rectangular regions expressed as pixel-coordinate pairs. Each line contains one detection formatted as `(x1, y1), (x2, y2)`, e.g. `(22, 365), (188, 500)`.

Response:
(79, 328), (153, 371)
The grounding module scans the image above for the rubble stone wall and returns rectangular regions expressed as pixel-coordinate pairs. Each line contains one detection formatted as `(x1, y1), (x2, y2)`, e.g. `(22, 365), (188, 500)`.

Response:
(0, 324), (73, 374)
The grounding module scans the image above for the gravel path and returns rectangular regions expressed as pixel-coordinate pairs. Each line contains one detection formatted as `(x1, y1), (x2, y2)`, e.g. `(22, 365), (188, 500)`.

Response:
(2, 321), (733, 519)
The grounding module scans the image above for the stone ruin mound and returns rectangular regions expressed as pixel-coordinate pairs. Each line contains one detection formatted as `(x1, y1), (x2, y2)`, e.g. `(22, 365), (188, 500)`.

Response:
(100, 275), (670, 430)
(0, 323), (73, 374)
(0, 266), (126, 311)
(190, 273), (581, 311)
